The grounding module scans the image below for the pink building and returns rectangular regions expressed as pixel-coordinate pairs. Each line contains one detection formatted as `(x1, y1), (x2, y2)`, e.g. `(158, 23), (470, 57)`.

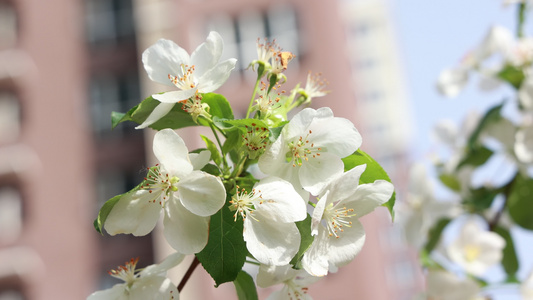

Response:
(0, 0), (418, 299)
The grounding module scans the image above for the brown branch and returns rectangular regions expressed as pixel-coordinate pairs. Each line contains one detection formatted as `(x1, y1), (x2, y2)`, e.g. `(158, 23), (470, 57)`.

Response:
(177, 256), (200, 292)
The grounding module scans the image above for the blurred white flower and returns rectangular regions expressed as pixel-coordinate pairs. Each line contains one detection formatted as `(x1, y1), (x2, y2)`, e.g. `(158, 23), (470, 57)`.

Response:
(447, 218), (505, 276)
(426, 269), (484, 300)
(257, 264), (319, 300)
(522, 268), (533, 300)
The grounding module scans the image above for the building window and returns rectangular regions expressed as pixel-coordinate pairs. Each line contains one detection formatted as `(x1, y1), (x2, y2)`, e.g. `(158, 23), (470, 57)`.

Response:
(95, 168), (144, 211)
(85, 0), (136, 46)
(0, 289), (25, 300)
(0, 186), (22, 245)
(0, 91), (20, 144)
(89, 72), (140, 137)
(0, 1), (18, 49)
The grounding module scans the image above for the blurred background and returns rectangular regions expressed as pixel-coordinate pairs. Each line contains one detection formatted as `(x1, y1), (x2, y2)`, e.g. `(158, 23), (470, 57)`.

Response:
(0, 0), (521, 299)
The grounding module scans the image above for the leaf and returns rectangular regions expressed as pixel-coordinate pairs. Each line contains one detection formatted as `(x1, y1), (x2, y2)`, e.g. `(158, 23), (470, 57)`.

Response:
(196, 203), (247, 287)
(424, 218), (451, 253)
(467, 103), (504, 149)
(222, 129), (242, 155)
(494, 226), (519, 278)
(438, 173), (461, 192)
(289, 214), (314, 269)
(269, 121), (289, 141)
(456, 146), (493, 170)
(201, 135), (222, 167)
(233, 271), (258, 300)
(508, 174), (533, 230)
(202, 93), (234, 120)
(111, 111), (130, 129)
(497, 65), (525, 89)
(224, 119), (269, 132)
(342, 149), (396, 220)
(464, 187), (499, 212)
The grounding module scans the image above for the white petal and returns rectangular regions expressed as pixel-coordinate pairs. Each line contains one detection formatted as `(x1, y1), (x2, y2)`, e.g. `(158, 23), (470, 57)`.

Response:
(258, 136), (287, 175)
(141, 252), (185, 277)
(299, 152), (345, 195)
(87, 283), (127, 300)
(196, 58), (237, 93)
(177, 171), (225, 216)
(254, 177), (307, 223)
(153, 129), (193, 178)
(426, 270), (480, 300)
(130, 276), (179, 300)
(516, 126), (533, 163)
(189, 150), (211, 170)
(163, 198), (209, 254)
(104, 190), (162, 236)
(135, 102), (175, 129)
(519, 77), (533, 111)
(143, 38), (191, 86)
(325, 220), (366, 268)
(243, 214), (301, 266)
(343, 180), (394, 217)
(284, 108), (325, 140)
(307, 115), (362, 158)
(191, 31), (224, 77)
(311, 192), (328, 236)
(301, 228), (330, 276)
(152, 89), (198, 103)
(436, 67), (469, 97)
(324, 164), (366, 202)
(257, 264), (298, 287)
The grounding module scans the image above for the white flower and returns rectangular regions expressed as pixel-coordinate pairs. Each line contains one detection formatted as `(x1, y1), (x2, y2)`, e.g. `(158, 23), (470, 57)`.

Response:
(398, 163), (459, 249)
(257, 264), (319, 300)
(515, 124), (533, 163)
(447, 219), (505, 276)
(138, 32), (237, 128)
(104, 129), (226, 254)
(521, 268), (533, 300)
(519, 77), (533, 111)
(230, 177), (307, 266)
(258, 107), (362, 196)
(301, 164), (394, 276)
(426, 269), (483, 300)
(87, 253), (183, 300)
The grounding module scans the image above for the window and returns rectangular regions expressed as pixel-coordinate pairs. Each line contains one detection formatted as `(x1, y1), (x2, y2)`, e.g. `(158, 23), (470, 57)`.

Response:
(0, 1), (17, 49)
(0, 91), (20, 144)
(89, 72), (140, 137)
(0, 186), (22, 245)
(0, 289), (25, 300)
(85, 0), (136, 46)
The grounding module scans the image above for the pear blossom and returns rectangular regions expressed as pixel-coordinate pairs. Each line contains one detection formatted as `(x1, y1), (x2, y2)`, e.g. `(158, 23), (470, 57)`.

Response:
(447, 218), (505, 276)
(295, 72), (329, 106)
(256, 264), (320, 300)
(249, 38), (294, 82)
(138, 32), (237, 128)
(104, 129), (226, 254)
(301, 164), (394, 276)
(521, 268), (533, 300)
(87, 253), (183, 300)
(519, 77), (533, 111)
(515, 125), (533, 163)
(258, 107), (362, 196)
(426, 269), (484, 300)
(230, 177), (307, 266)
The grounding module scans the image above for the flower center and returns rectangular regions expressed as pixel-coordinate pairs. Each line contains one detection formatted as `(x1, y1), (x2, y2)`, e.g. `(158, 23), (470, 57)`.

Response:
(140, 165), (179, 206)
(229, 186), (263, 221)
(464, 244), (481, 262)
(286, 130), (322, 167)
(182, 93), (210, 123)
(108, 257), (139, 286)
(242, 123), (269, 159)
(168, 64), (196, 90)
(323, 202), (356, 238)
(285, 280), (309, 300)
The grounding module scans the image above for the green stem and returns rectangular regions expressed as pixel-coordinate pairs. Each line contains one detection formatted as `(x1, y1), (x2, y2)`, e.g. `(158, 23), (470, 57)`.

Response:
(230, 155), (248, 179)
(209, 122), (229, 171)
(245, 76), (262, 119)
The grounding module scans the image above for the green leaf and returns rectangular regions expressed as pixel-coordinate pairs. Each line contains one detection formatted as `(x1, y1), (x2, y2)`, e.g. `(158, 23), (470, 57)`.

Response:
(196, 203), (246, 287)
(111, 111), (130, 129)
(201, 135), (222, 167)
(457, 146), (493, 170)
(494, 226), (519, 278)
(202, 93), (234, 120)
(464, 187), (499, 212)
(497, 65), (526, 89)
(438, 173), (461, 192)
(424, 218), (451, 253)
(467, 103), (504, 149)
(233, 271), (258, 300)
(342, 149), (396, 220)
(508, 174), (533, 230)
(222, 129), (242, 155)
(224, 119), (269, 132)
(289, 214), (315, 269)
(269, 121), (289, 141)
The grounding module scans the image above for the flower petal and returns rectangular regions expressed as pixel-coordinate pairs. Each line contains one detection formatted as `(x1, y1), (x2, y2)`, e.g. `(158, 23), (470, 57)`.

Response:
(254, 177), (307, 223)
(189, 150), (211, 170)
(163, 198), (209, 254)
(191, 31), (224, 77)
(325, 219), (366, 268)
(196, 58), (237, 93)
(153, 129), (193, 178)
(135, 102), (175, 129)
(243, 214), (301, 266)
(343, 180), (393, 217)
(130, 276), (178, 300)
(152, 89), (198, 103)
(104, 190), (162, 236)
(436, 67), (469, 97)
(307, 114), (362, 158)
(177, 171), (225, 216)
(301, 228), (330, 276)
(323, 164), (366, 202)
(142, 39), (191, 86)
(141, 252), (185, 277)
(87, 283), (127, 300)
(299, 152), (345, 195)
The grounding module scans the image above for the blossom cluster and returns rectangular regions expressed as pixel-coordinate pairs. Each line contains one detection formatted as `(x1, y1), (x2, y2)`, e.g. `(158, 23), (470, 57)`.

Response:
(399, 2), (533, 299)
(89, 32), (395, 299)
